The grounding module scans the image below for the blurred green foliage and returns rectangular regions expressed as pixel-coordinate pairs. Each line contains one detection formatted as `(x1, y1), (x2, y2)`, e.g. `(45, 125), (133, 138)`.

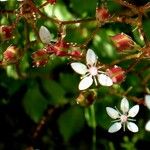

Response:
(0, 0), (150, 150)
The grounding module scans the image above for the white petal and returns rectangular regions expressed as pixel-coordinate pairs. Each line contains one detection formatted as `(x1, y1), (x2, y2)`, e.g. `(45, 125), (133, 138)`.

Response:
(39, 26), (51, 44)
(98, 74), (113, 86)
(79, 76), (93, 90)
(127, 122), (138, 132)
(120, 97), (129, 114)
(108, 122), (122, 133)
(128, 105), (139, 117)
(145, 120), (150, 131)
(145, 95), (150, 109)
(71, 63), (87, 75)
(86, 49), (98, 65)
(106, 107), (120, 119)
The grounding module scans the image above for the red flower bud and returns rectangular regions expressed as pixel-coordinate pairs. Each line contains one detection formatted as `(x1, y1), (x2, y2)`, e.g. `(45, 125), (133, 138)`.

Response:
(47, 0), (56, 5)
(32, 49), (49, 67)
(106, 65), (125, 83)
(3, 45), (21, 64)
(111, 33), (134, 51)
(0, 25), (13, 40)
(55, 50), (67, 56)
(96, 7), (110, 22)
(46, 44), (57, 54)
(46, 43), (68, 57)
(69, 50), (82, 60)
(54, 39), (69, 50)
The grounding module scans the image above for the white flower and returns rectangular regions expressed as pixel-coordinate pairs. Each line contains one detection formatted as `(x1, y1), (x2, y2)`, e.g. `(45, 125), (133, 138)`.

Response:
(144, 95), (150, 131)
(39, 26), (51, 44)
(71, 49), (113, 90)
(106, 97), (139, 133)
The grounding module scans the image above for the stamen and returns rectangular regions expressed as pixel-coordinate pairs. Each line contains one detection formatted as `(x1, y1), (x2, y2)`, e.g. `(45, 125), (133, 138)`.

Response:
(128, 118), (136, 121)
(93, 76), (98, 86)
(115, 106), (122, 115)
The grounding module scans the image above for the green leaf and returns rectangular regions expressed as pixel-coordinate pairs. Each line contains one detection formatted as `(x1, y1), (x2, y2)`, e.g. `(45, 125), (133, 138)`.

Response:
(23, 84), (48, 123)
(70, 0), (97, 17)
(59, 73), (78, 93)
(58, 106), (84, 142)
(42, 79), (67, 105)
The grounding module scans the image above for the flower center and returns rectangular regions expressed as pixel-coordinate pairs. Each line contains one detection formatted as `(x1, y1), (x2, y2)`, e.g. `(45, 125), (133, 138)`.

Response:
(120, 115), (128, 123)
(89, 66), (98, 76)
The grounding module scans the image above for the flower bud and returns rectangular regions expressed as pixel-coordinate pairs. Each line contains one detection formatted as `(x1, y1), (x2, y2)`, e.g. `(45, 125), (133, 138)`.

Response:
(47, 0), (56, 5)
(54, 39), (69, 50)
(106, 65), (125, 83)
(69, 50), (82, 60)
(32, 49), (49, 67)
(0, 25), (13, 41)
(76, 90), (97, 107)
(3, 45), (21, 64)
(111, 33), (134, 51)
(96, 7), (110, 22)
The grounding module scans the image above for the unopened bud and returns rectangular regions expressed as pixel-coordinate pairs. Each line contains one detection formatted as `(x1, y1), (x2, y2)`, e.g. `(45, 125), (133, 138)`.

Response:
(0, 25), (13, 41)
(54, 39), (69, 50)
(96, 7), (110, 22)
(111, 33), (134, 51)
(69, 50), (82, 60)
(32, 49), (49, 67)
(3, 45), (21, 64)
(76, 90), (97, 107)
(107, 65), (125, 83)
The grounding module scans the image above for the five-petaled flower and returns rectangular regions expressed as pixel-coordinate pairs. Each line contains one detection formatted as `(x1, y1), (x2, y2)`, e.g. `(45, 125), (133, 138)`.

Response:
(106, 97), (139, 133)
(71, 49), (113, 90)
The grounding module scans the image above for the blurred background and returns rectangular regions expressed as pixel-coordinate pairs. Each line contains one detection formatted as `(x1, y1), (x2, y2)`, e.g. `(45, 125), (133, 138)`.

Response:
(0, 0), (150, 149)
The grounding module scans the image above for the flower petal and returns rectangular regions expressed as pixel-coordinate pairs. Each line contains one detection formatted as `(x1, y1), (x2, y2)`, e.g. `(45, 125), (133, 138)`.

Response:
(108, 122), (122, 133)
(86, 49), (98, 65)
(145, 95), (150, 109)
(98, 74), (113, 86)
(127, 122), (138, 132)
(120, 97), (129, 114)
(128, 105), (139, 117)
(145, 120), (150, 131)
(39, 26), (51, 44)
(79, 76), (93, 90)
(71, 62), (88, 75)
(106, 107), (120, 119)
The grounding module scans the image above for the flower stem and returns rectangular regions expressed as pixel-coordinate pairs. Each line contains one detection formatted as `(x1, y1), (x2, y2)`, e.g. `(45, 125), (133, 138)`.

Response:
(90, 104), (96, 150)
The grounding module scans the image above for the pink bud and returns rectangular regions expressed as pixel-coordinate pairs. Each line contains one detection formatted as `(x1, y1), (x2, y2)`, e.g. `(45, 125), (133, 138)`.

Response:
(3, 45), (21, 64)
(107, 66), (125, 83)
(55, 50), (67, 56)
(46, 44), (58, 54)
(96, 7), (110, 22)
(47, 0), (56, 5)
(69, 50), (82, 60)
(32, 49), (49, 67)
(111, 33), (134, 51)
(54, 39), (69, 50)
(46, 42), (68, 57)
(0, 25), (13, 40)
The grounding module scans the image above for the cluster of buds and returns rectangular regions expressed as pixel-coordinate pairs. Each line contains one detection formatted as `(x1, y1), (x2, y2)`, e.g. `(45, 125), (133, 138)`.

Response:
(2, 45), (21, 65)
(0, 25), (13, 41)
(96, 7), (110, 23)
(111, 33), (135, 51)
(32, 26), (83, 67)
(31, 49), (49, 67)
(107, 65), (125, 83)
